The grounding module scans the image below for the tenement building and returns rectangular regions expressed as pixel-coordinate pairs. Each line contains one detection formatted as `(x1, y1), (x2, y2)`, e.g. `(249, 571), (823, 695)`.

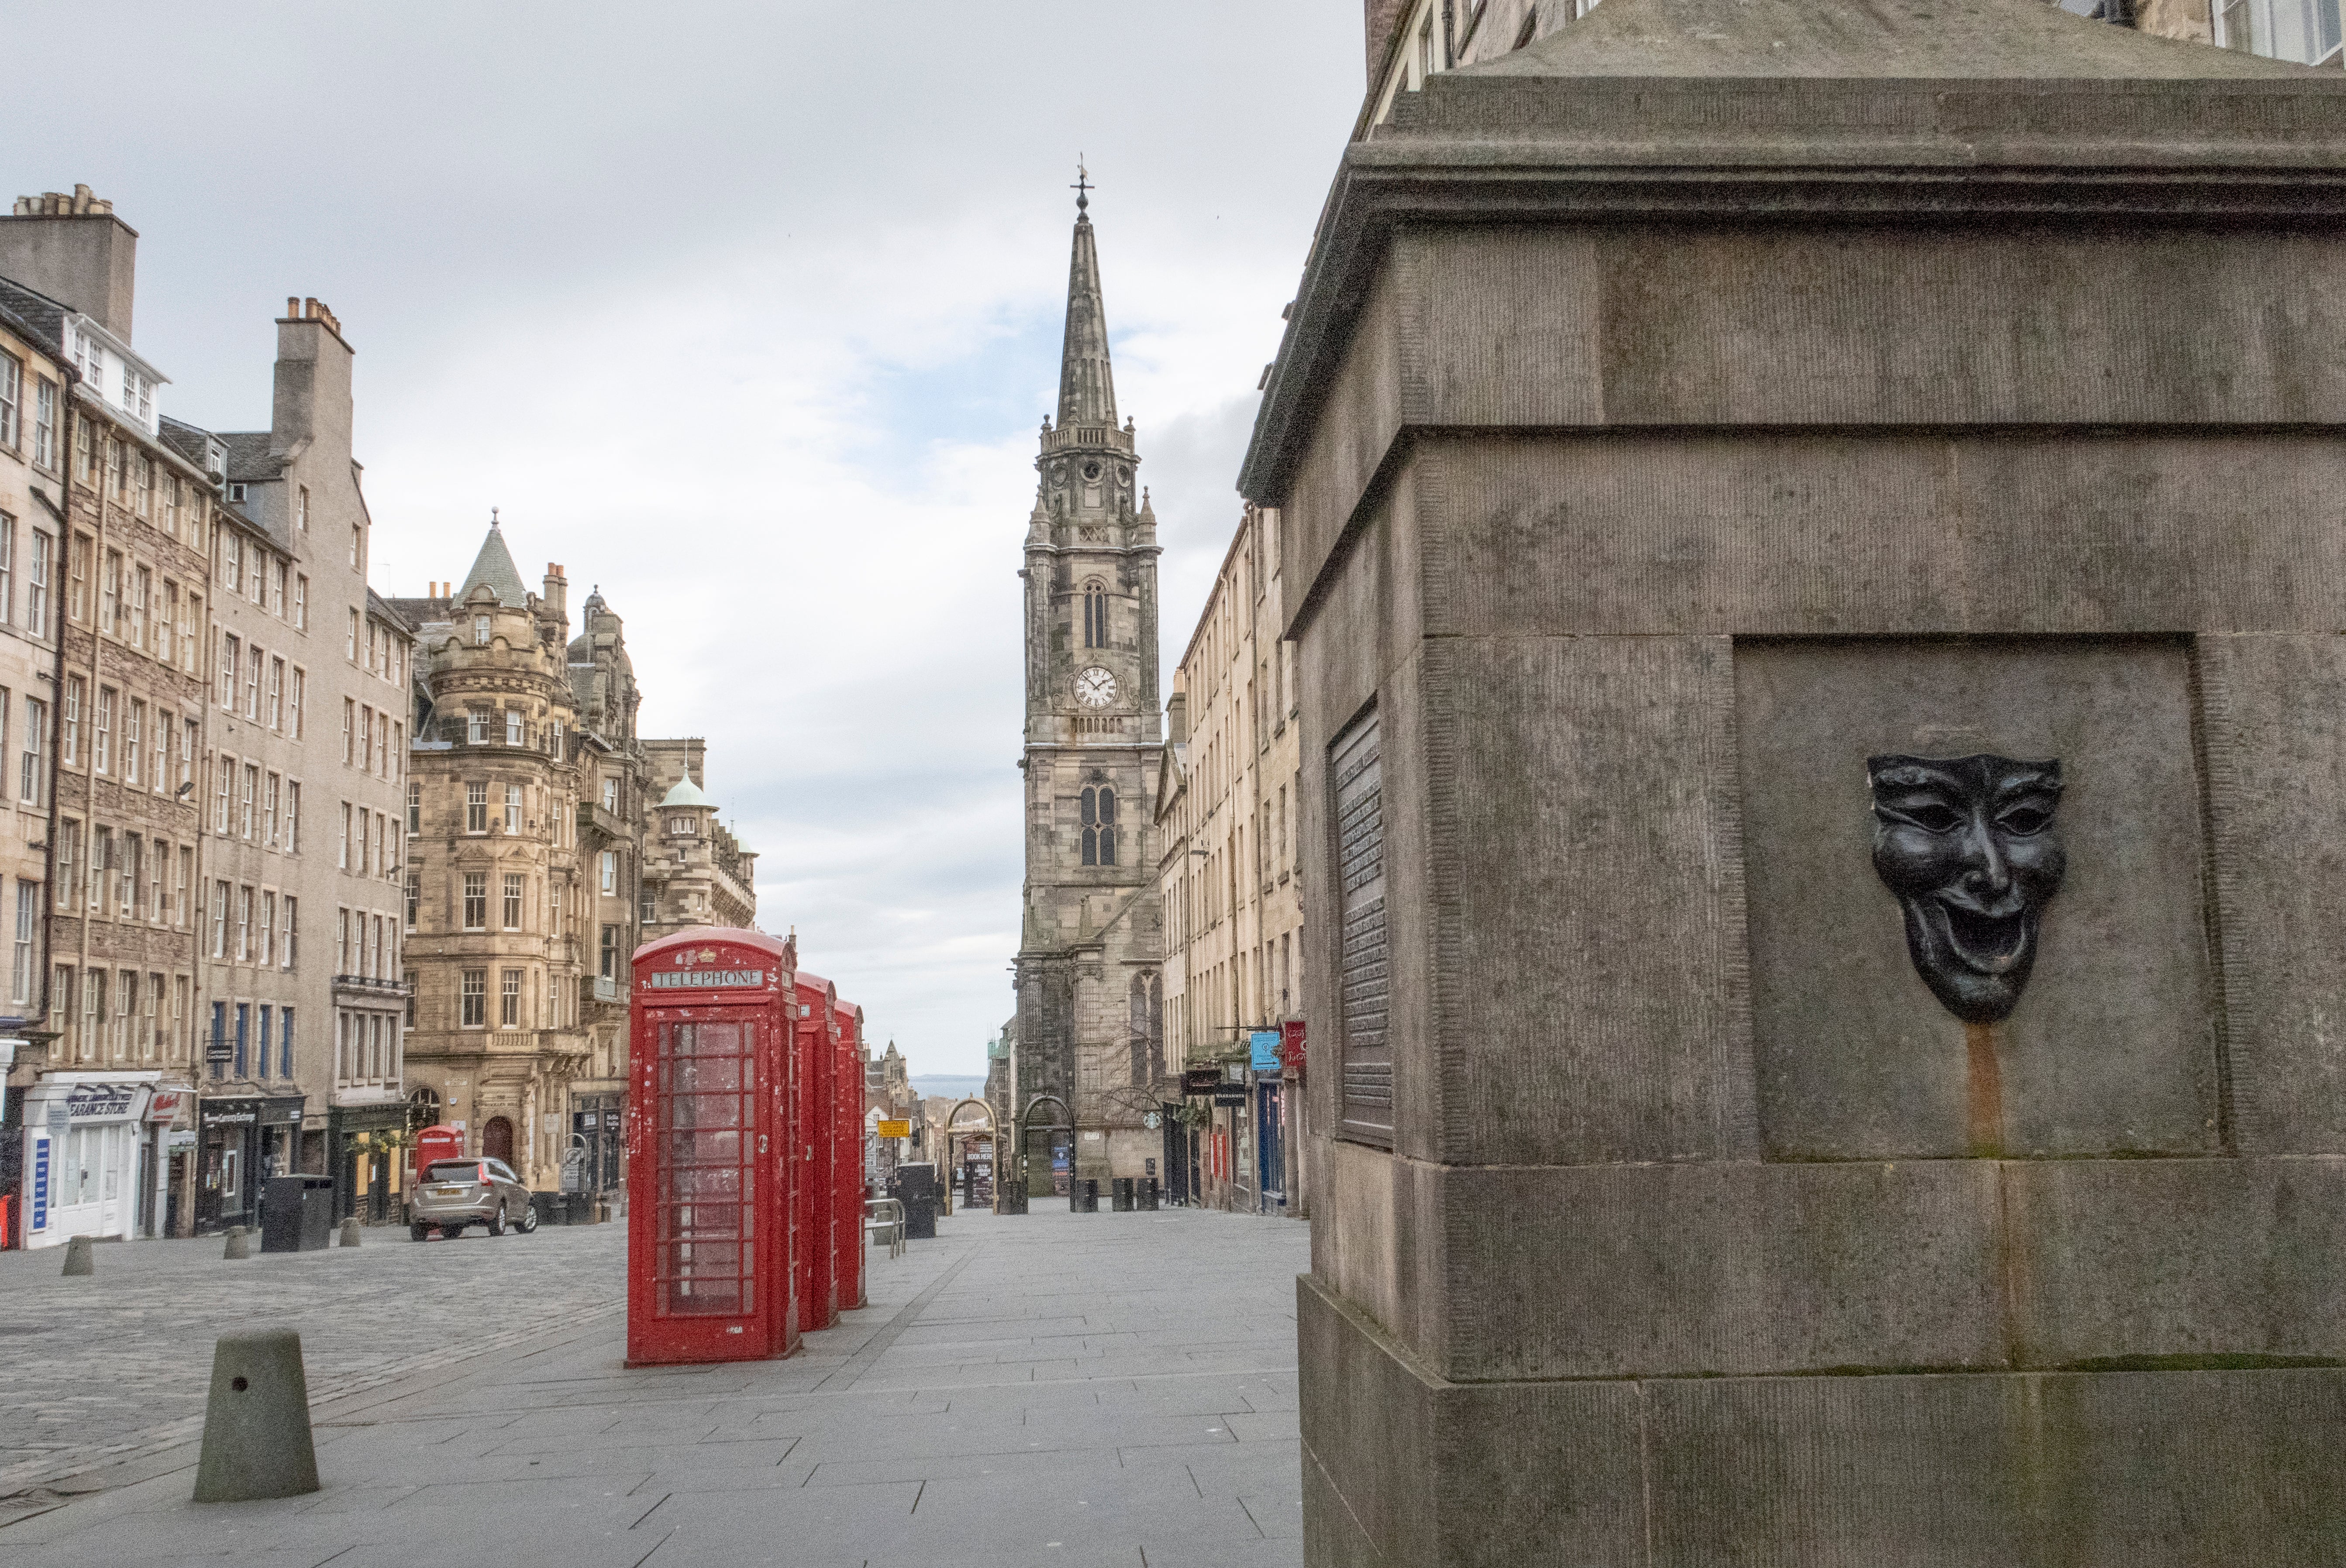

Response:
(0, 285), (66, 1219)
(567, 586), (648, 1194)
(0, 192), (208, 1246)
(1154, 503), (1302, 1215)
(172, 295), (414, 1229)
(1010, 186), (1165, 1197)
(392, 525), (587, 1191)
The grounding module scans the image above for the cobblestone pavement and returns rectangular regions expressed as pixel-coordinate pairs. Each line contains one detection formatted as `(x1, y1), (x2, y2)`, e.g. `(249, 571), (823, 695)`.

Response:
(0, 1220), (625, 1505)
(0, 1206), (1308, 1568)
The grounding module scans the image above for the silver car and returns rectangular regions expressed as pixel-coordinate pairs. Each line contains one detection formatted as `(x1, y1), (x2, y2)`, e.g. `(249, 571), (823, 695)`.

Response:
(409, 1157), (539, 1240)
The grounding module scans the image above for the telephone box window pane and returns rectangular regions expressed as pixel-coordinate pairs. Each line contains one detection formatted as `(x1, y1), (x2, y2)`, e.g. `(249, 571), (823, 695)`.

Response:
(654, 1019), (757, 1318)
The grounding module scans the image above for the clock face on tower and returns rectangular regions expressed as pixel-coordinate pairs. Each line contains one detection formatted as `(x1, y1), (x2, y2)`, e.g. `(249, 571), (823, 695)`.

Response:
(1075, 667), (1118, 709)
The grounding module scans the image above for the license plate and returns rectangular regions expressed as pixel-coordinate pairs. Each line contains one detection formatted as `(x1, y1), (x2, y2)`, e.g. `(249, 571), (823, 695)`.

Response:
(431, 1185), (464, 1197)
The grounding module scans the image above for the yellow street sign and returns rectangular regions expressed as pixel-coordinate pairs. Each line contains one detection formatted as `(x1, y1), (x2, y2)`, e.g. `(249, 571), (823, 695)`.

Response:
(877, 1119), (911, 1138)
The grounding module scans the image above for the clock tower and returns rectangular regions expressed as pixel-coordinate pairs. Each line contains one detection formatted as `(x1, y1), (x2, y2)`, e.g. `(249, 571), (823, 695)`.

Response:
(1010, 179), (1166, 1196)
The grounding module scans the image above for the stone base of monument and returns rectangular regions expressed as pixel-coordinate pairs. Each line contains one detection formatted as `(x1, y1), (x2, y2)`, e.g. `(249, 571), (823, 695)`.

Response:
(192, 1329), (320, 1503)
(1246, 0), (2346, 1561)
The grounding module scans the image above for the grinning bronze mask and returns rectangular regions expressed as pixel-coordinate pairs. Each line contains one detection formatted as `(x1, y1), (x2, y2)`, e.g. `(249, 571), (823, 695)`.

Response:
(1867, 754), (2066, 1025)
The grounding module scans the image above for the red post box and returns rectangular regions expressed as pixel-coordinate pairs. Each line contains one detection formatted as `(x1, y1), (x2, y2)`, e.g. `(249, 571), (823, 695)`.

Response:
(834, 998), (866, 1311)
(627, 929), (796, 1367)
(793, 971), (838, 1332)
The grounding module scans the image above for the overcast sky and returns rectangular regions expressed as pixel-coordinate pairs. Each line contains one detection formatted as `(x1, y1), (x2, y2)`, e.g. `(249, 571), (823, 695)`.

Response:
(7, 3), (1365, 1075)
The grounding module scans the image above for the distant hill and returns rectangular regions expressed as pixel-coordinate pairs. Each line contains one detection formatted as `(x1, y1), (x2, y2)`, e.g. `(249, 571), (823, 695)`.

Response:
(909, 1074), (987, 1101)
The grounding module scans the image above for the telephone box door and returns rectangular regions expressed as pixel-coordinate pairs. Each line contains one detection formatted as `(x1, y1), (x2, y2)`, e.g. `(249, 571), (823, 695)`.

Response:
(626, 1004), (781, 1365)
(835, 1014), (864, 1310)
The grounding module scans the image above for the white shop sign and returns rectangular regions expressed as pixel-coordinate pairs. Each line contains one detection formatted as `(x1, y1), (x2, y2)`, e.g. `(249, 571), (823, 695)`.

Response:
(21, 1073), (159, 1249)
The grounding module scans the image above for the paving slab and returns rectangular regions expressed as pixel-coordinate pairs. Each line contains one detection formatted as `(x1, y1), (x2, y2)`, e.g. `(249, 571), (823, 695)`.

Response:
(0, 1207), (1307, 1566)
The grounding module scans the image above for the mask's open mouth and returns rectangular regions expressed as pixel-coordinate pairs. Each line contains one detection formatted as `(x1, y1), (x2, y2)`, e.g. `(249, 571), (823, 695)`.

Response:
(1936, 900), (2031, 974)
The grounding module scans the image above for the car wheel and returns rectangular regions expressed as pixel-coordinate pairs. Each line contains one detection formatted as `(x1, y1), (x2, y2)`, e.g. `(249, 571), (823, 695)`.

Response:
(409, 1222), (431, 1242)
(441, 1224), (466, 1240)
(485, 1209), (505, 1237)
(517, 1204), (539, 1234)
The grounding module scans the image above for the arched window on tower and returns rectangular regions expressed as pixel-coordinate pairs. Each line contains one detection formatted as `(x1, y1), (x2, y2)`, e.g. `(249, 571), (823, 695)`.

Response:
(1082, 581), (1108, 649)
(1081, 786), (1118, 867)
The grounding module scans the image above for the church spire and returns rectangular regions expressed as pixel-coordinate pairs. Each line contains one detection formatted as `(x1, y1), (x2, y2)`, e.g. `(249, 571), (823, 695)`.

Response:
(1056, 165), (1117, 430)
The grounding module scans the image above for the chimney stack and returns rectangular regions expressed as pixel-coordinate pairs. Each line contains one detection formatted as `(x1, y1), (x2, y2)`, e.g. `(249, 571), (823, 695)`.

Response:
(0, 185), (138, 339)
(542, 564), (567, 619)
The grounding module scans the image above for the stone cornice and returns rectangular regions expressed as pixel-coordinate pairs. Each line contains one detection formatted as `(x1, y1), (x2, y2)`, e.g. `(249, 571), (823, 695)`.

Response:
(1240, 72), (2346, 503)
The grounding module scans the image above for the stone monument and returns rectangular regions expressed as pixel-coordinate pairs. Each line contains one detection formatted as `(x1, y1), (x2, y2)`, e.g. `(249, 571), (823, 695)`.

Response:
(1240, 1), (2346, 1561)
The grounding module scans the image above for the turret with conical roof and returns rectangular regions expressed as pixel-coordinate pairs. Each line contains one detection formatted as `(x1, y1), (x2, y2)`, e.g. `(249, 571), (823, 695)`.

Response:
(457, 515), (530, 608)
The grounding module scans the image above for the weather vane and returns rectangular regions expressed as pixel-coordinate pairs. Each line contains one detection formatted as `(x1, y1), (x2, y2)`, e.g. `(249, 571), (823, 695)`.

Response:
(1072, 156), (1092, 215)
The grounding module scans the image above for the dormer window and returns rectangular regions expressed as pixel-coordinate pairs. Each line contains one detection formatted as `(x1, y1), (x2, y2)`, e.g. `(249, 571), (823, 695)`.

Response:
(473, 615), (491, 646)
(226, 483), (247, 503)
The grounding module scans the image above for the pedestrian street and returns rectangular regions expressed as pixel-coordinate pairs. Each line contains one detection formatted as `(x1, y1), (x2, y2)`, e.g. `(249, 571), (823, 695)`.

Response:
(0, 1207), (1307, 1568)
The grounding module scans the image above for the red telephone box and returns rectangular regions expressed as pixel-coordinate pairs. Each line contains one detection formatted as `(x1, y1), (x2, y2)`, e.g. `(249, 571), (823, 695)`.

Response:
(627, 929), (796, 1367)
(792, 971), (838, 1332)
(834, 999), (866, 1310)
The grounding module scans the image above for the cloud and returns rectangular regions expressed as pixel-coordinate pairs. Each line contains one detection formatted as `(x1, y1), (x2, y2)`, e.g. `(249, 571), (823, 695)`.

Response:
(5, 0), (1365, 1071)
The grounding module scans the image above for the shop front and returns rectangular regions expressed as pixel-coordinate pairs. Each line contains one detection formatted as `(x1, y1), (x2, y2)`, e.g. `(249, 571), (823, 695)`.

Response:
(198, 1093), (307, 1234)
(568, 1092), (623, 1195)
(329, 1097), (408, 1224)
(18, 1073), (160, 1249)
(144, 1086), (194, 1238)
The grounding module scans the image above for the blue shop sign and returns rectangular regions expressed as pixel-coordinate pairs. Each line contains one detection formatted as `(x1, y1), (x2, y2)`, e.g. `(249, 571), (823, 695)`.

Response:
(1250, 1030), (1282, 1073)
(29, 1136), (48, 1231)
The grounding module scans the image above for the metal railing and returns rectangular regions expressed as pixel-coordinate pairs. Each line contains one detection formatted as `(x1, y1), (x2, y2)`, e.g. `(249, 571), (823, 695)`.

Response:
(863, 1198), (906, 1259)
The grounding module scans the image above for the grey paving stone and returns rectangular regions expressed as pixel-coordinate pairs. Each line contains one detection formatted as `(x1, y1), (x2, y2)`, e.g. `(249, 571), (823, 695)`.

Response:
(0, 1209), (1306, 1567)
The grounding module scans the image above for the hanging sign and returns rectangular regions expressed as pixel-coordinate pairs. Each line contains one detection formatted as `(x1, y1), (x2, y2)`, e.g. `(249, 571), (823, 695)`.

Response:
(1250, 1031), (1282, 1073)
(1181, 1067), (1222, 1097)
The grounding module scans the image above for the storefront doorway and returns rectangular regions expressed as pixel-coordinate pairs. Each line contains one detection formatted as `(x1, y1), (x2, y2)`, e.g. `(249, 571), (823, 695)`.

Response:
(19, 1075), (160, 1249)
(483, 1115), (514, 1166)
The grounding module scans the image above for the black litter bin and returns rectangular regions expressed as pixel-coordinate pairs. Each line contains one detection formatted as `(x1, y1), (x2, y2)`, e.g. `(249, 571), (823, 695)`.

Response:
(260, 1175), (336, 1253)
(1138, 1177), (1160, 1211)
(999, 1183), (1029, 1215)
(1070, 1178), (1099, 1214)
(890, 1165), (940, 1240)
(1110, 1177), (1135, 1212)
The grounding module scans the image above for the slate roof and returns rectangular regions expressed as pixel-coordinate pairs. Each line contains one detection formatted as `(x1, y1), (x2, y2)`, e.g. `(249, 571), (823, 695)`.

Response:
(155, 416), (213, 470)
(0, 294), (66, 366)
(1474, 0), (2325, 79)
(0, 277), (69, 358)
(456, 523), (530, 608)
(366, 588), (415, 635)
(216, 431), (283, 485)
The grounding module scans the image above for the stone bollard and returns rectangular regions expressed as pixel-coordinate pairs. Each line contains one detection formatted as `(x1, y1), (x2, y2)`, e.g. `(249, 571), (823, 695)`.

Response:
(222, 1225), (250, 1261)
(60, 1234), (93, 1276)
(337, 1217), (361, 1248)
(192, 1329), (320, 1503)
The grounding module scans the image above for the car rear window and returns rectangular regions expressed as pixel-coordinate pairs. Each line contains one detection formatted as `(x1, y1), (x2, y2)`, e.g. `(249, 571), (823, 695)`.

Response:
(425, 1161), (485, 1182)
